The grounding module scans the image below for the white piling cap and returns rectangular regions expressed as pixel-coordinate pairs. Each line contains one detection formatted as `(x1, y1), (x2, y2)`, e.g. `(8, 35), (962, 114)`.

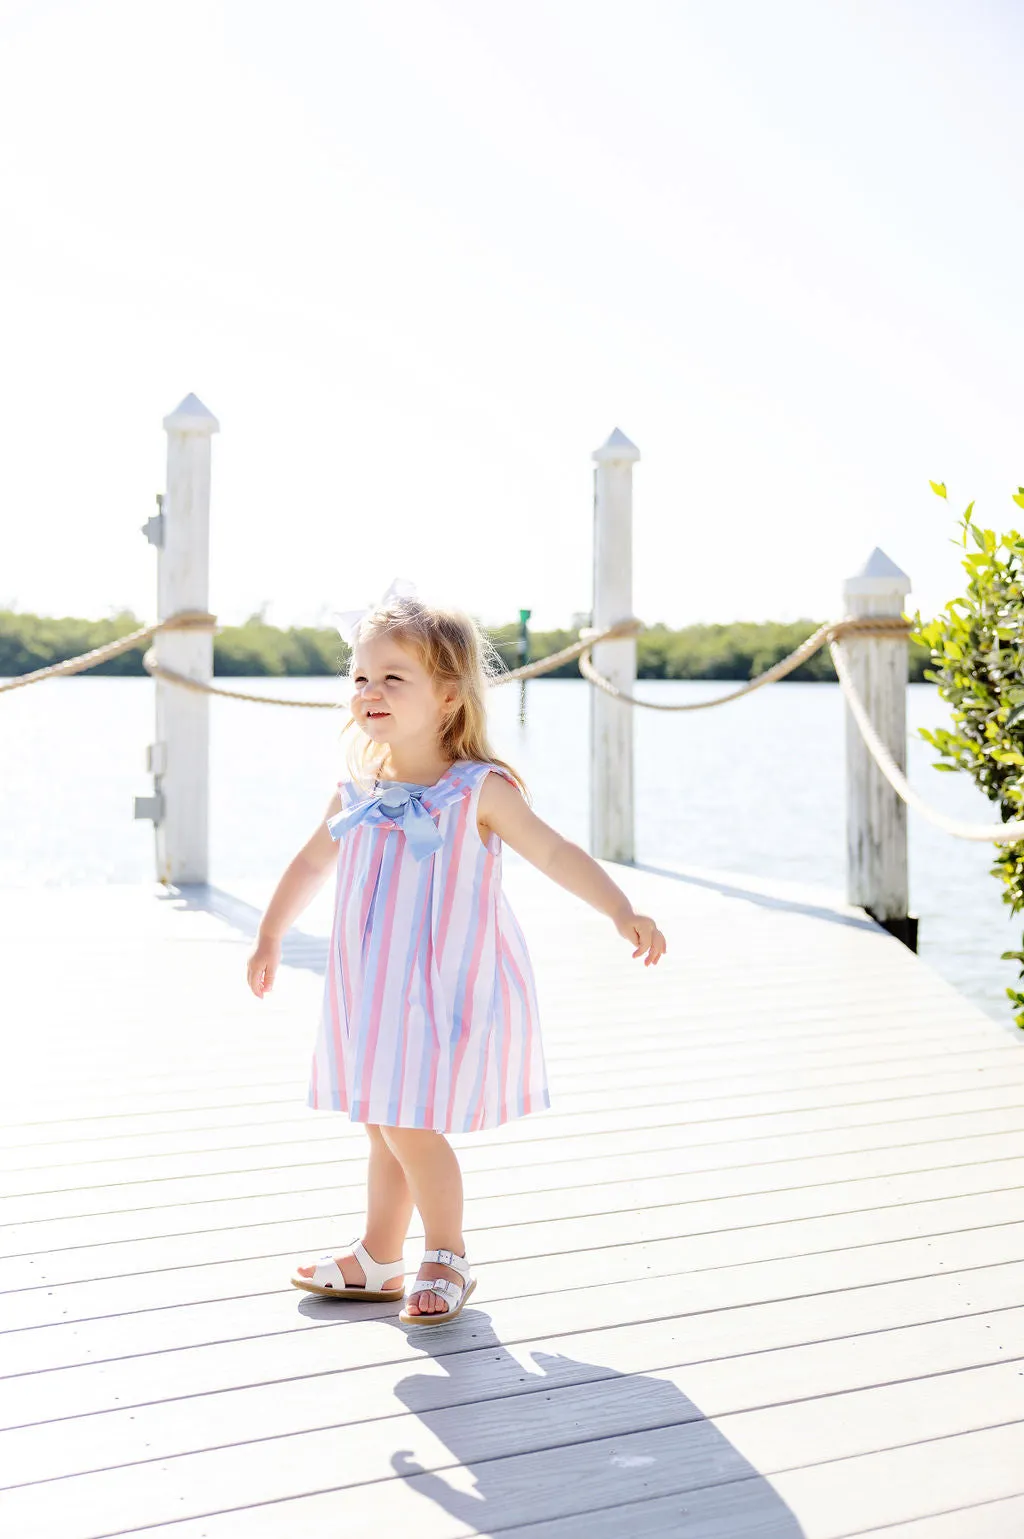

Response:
(163, 393), (220, 434)
(592, 427), (640, 464)
(844, 546), (911, 599)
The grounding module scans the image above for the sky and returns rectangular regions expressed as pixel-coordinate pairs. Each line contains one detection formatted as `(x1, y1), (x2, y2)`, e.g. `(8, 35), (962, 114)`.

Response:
(2, 0), (1023, 631)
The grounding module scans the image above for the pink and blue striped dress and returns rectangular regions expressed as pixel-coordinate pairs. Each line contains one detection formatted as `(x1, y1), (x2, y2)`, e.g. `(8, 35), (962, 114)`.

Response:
(308, 759), (549, 1133)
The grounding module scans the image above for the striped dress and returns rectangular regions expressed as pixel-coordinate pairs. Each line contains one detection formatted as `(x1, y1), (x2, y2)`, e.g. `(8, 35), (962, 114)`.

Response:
(308, 759), (549, 1133)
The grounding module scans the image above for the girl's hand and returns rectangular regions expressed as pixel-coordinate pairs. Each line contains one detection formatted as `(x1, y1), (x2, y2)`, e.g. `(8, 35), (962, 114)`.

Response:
(616, 911), (666, 966)
(247, 935), (282, 999)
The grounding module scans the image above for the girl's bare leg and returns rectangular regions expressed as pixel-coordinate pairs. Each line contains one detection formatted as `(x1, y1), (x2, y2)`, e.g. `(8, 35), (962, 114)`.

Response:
(363, 1123), (415, 1272)
(380, 1125), (466, 1316)
(296, 1124), (411, 1289)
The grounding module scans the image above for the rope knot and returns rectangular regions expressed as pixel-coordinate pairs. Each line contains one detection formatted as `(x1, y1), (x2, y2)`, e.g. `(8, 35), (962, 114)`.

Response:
(158, 611), (218, 634)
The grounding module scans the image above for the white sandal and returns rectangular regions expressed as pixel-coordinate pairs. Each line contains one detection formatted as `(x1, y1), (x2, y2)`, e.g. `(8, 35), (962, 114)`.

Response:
(290, 1238), (405, 1301)
(399, 1247), (476, 1326)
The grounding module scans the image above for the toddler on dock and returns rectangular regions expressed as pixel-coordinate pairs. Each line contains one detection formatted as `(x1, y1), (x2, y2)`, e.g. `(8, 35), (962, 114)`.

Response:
(246, 583), (665, 1325)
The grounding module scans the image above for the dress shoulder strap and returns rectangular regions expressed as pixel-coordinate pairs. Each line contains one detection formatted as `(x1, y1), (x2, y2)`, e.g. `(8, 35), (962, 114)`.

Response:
(458, 759), (517, 786)
(335, 776), (367, 812)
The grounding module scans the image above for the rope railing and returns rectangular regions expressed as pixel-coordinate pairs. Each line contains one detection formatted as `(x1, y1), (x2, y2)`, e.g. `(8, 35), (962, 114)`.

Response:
(492, 619), (643, 684)
(0, 612), (642, 705)
(141, 650), (342, 709)
(829, 641), (1024, 845)
(576, 615), (909, 709)
(0, 611), (217, 694)
(577, 617), (1024, 844)
(139, 617), (646, 706)
(5, 605), (1021, 844)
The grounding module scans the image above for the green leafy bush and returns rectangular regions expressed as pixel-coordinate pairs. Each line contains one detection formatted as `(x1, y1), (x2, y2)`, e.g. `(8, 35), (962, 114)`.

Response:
(915, 485), (1024, 1028)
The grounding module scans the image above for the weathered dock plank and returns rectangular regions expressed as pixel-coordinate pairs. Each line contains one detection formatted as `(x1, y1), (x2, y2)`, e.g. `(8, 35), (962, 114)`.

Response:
(4, 1357), (1024, 1537)
(5, 1132), (1024, 1259)
(1, 858), (1023, 1537)
(4, 1108), (1023, 1225)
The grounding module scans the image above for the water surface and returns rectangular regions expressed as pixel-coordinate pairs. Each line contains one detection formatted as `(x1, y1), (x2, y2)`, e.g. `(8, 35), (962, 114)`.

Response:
(1, 675), (1016, 1024)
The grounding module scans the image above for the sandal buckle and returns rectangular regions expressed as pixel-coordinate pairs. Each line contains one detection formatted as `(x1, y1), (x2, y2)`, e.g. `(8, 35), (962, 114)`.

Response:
(436, 1249), (453, 1266)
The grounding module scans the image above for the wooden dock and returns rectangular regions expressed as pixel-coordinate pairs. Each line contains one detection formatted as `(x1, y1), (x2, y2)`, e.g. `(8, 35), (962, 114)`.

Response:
(2, 857), (1024, 1537)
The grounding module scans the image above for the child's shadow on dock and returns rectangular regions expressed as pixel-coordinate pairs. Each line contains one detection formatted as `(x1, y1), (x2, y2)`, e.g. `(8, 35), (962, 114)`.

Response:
(388, 1311), (806, 1538)
(164, 884), (329, 974)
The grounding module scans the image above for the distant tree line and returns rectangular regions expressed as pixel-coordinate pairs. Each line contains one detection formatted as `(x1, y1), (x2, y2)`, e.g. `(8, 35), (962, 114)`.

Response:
(0, 610), (931, 683)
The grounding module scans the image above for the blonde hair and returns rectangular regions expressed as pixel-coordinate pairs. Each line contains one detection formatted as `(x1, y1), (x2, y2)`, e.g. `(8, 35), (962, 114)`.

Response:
(340, 594), (530, 801)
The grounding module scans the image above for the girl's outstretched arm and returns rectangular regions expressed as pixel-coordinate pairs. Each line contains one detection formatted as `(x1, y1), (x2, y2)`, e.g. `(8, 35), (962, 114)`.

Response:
(246, 792), (342, 998)
(479, 774), (666, 966)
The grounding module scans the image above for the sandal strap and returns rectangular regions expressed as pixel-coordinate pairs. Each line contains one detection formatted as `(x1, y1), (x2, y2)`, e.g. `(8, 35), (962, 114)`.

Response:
(351, 1238), (404, 1292)
(412, 1277), (463, 1307)
(421, 1247), (471, 1280)
(307, 1255), (347, 1290)
(304, 1241), (403, 1293)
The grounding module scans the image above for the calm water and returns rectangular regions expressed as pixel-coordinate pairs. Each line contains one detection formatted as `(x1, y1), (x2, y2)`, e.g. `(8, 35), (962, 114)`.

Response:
(0, 675), (1017, 1025)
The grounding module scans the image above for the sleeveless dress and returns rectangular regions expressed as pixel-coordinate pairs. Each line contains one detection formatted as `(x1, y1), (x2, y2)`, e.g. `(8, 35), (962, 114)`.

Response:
(307, 759), (549, 1134)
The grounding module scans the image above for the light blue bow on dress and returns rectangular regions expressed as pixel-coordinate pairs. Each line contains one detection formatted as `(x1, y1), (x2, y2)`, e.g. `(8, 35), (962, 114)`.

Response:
(327, 782), (444, 862)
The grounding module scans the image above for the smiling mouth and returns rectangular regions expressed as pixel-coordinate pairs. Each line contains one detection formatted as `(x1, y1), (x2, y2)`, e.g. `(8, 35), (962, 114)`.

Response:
(366, 711), (390, 720)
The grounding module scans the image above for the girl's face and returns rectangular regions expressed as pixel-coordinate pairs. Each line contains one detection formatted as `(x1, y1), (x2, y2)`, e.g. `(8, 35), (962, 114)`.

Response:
(349, 634), (456, 751)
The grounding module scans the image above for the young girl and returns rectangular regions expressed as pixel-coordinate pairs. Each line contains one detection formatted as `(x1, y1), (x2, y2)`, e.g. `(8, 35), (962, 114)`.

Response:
(246, 587), (666, 1327)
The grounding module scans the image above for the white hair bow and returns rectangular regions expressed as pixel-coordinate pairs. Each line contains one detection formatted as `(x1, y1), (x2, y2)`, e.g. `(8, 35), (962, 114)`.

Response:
(334, 577), (419, 646)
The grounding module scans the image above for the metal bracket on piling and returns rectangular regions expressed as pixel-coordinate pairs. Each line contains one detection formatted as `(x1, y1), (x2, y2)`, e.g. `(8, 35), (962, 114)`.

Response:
(135, 743), (167, 824)
(133, 792), (165, 825)
(141, 493), (165, 548)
